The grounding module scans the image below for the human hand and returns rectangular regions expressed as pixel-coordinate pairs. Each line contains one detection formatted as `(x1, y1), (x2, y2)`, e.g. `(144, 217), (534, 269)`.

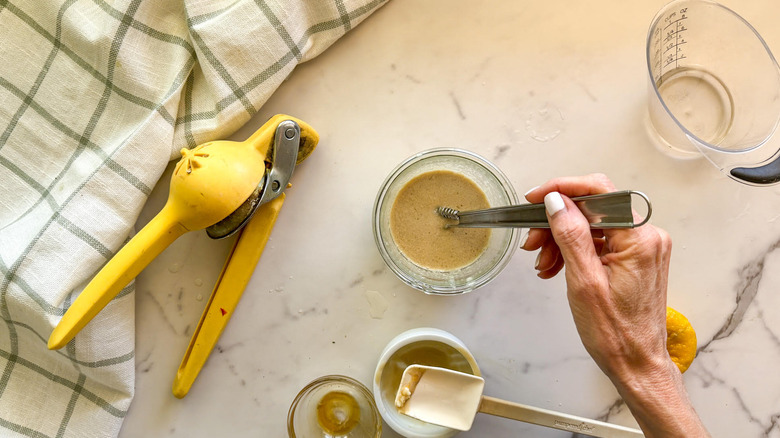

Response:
(522, 174), (708, 437)
(522, 174), (670, 377)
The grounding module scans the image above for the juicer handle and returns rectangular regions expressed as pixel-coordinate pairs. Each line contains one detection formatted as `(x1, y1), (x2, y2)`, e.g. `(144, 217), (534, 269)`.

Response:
(479, 396), (644, 438)
(730, 155), (780, 186)
(48, 205), (188, 350)
(172, 194), (285, 398)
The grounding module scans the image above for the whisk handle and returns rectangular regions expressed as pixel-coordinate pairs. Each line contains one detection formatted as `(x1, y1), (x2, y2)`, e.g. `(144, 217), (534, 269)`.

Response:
(453, 191), (651, 229)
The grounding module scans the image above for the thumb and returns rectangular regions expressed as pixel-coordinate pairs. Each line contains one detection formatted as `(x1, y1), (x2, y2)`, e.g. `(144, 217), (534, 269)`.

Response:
(544, 192), (602, 276)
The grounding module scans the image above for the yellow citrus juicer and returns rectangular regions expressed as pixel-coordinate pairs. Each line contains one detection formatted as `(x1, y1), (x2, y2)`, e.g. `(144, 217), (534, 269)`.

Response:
(47, 114), (319, 397)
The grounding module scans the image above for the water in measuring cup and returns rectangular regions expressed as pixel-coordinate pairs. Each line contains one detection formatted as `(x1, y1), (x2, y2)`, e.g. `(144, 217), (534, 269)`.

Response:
(650, 7), (735, 147)
(656, 66), (734, 146)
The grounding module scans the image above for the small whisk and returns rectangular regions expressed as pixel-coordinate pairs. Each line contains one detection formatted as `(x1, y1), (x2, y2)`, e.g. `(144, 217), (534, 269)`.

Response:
(436, 206), (460, 220)
(436, 190), (652, 229)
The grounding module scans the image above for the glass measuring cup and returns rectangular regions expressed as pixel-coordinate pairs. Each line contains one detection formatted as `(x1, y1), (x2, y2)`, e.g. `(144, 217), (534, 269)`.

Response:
(646, 0), (780, 186)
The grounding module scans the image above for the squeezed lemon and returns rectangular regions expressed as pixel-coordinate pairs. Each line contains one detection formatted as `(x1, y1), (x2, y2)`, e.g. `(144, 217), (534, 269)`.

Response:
(666, 307), (697, 373)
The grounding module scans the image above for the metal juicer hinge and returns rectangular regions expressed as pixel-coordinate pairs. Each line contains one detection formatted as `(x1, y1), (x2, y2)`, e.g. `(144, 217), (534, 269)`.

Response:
(205, 120), (301, 239)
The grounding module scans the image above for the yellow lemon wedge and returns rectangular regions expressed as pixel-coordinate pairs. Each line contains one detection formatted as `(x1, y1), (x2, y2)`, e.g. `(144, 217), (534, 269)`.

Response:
(666, 307), (697, 373)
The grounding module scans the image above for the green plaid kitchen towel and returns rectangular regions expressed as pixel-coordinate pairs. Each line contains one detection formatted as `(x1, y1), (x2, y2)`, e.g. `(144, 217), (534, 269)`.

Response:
(0, 0), (386, 436)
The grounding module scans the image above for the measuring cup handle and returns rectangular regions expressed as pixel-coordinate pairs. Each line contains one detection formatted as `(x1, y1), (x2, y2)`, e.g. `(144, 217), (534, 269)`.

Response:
(730, 155), (780, 186)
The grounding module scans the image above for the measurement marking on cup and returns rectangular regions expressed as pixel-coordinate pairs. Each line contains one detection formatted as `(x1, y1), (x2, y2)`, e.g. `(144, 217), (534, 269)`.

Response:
(663, 16), (687, 30)
(659, 9), (689, 73)
(662, 40), (687, 55)
(652, 8), (691, 83)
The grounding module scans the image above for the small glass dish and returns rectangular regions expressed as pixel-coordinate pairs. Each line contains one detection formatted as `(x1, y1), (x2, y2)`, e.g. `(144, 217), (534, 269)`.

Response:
(287, 375), (381, 438)
(373, 148), (519, 295)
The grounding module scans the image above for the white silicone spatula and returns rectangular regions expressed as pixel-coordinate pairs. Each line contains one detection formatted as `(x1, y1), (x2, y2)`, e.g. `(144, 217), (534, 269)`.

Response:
(395, 365), (644, 438)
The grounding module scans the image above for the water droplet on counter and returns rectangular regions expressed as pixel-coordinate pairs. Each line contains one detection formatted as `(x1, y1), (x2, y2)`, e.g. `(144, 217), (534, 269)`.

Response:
(525, 106), (564, 142)
(168, 262), (183, 273)
(194, 278), (203, 286)
(196, 294), (203, 301)
(365, 290), (388, 319)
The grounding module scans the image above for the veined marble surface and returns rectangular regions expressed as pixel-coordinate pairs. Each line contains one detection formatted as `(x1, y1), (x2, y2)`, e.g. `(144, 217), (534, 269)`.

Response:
(121, 1), (780, 436)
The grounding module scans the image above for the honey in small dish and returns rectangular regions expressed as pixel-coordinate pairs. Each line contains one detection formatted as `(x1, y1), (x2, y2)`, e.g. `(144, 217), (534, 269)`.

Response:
(389, 170), (490, 270)
(317, 391), (360, 435)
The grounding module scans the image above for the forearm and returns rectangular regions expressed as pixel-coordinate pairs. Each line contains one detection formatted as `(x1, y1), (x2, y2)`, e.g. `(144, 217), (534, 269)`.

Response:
(609, 357), (710, 438)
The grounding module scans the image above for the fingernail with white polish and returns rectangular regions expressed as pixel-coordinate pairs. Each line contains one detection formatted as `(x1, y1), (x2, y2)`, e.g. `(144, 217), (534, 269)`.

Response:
(524, 185), (540, 198)
(534, 251), (542, 270)
(544, 191), (565, 216)
(519, 231), (529, 248)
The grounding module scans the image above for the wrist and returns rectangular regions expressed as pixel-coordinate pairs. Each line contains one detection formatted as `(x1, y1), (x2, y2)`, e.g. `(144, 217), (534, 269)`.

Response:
(609, 357), (709, 438)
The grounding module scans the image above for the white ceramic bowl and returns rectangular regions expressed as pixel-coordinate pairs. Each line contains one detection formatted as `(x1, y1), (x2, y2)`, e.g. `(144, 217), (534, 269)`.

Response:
(373, 148), (519, 295)
(373, 328), (481, 438)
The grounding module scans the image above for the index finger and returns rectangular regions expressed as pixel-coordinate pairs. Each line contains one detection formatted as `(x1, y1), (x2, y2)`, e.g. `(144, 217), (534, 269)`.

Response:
(526, 174), (653, 251)
(525, 173), (617, 204)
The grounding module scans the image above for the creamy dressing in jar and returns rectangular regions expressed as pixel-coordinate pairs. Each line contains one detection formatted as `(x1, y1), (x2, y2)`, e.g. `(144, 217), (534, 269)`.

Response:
(389, 170), (490, 270)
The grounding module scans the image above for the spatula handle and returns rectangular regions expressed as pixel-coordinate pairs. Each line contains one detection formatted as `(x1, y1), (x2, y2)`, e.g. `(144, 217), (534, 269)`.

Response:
(479, 395), (644, 438)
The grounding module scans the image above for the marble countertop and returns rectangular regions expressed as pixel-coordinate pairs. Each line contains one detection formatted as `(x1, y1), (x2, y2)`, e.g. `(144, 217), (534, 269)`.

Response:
(121, 0), (780, 436)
